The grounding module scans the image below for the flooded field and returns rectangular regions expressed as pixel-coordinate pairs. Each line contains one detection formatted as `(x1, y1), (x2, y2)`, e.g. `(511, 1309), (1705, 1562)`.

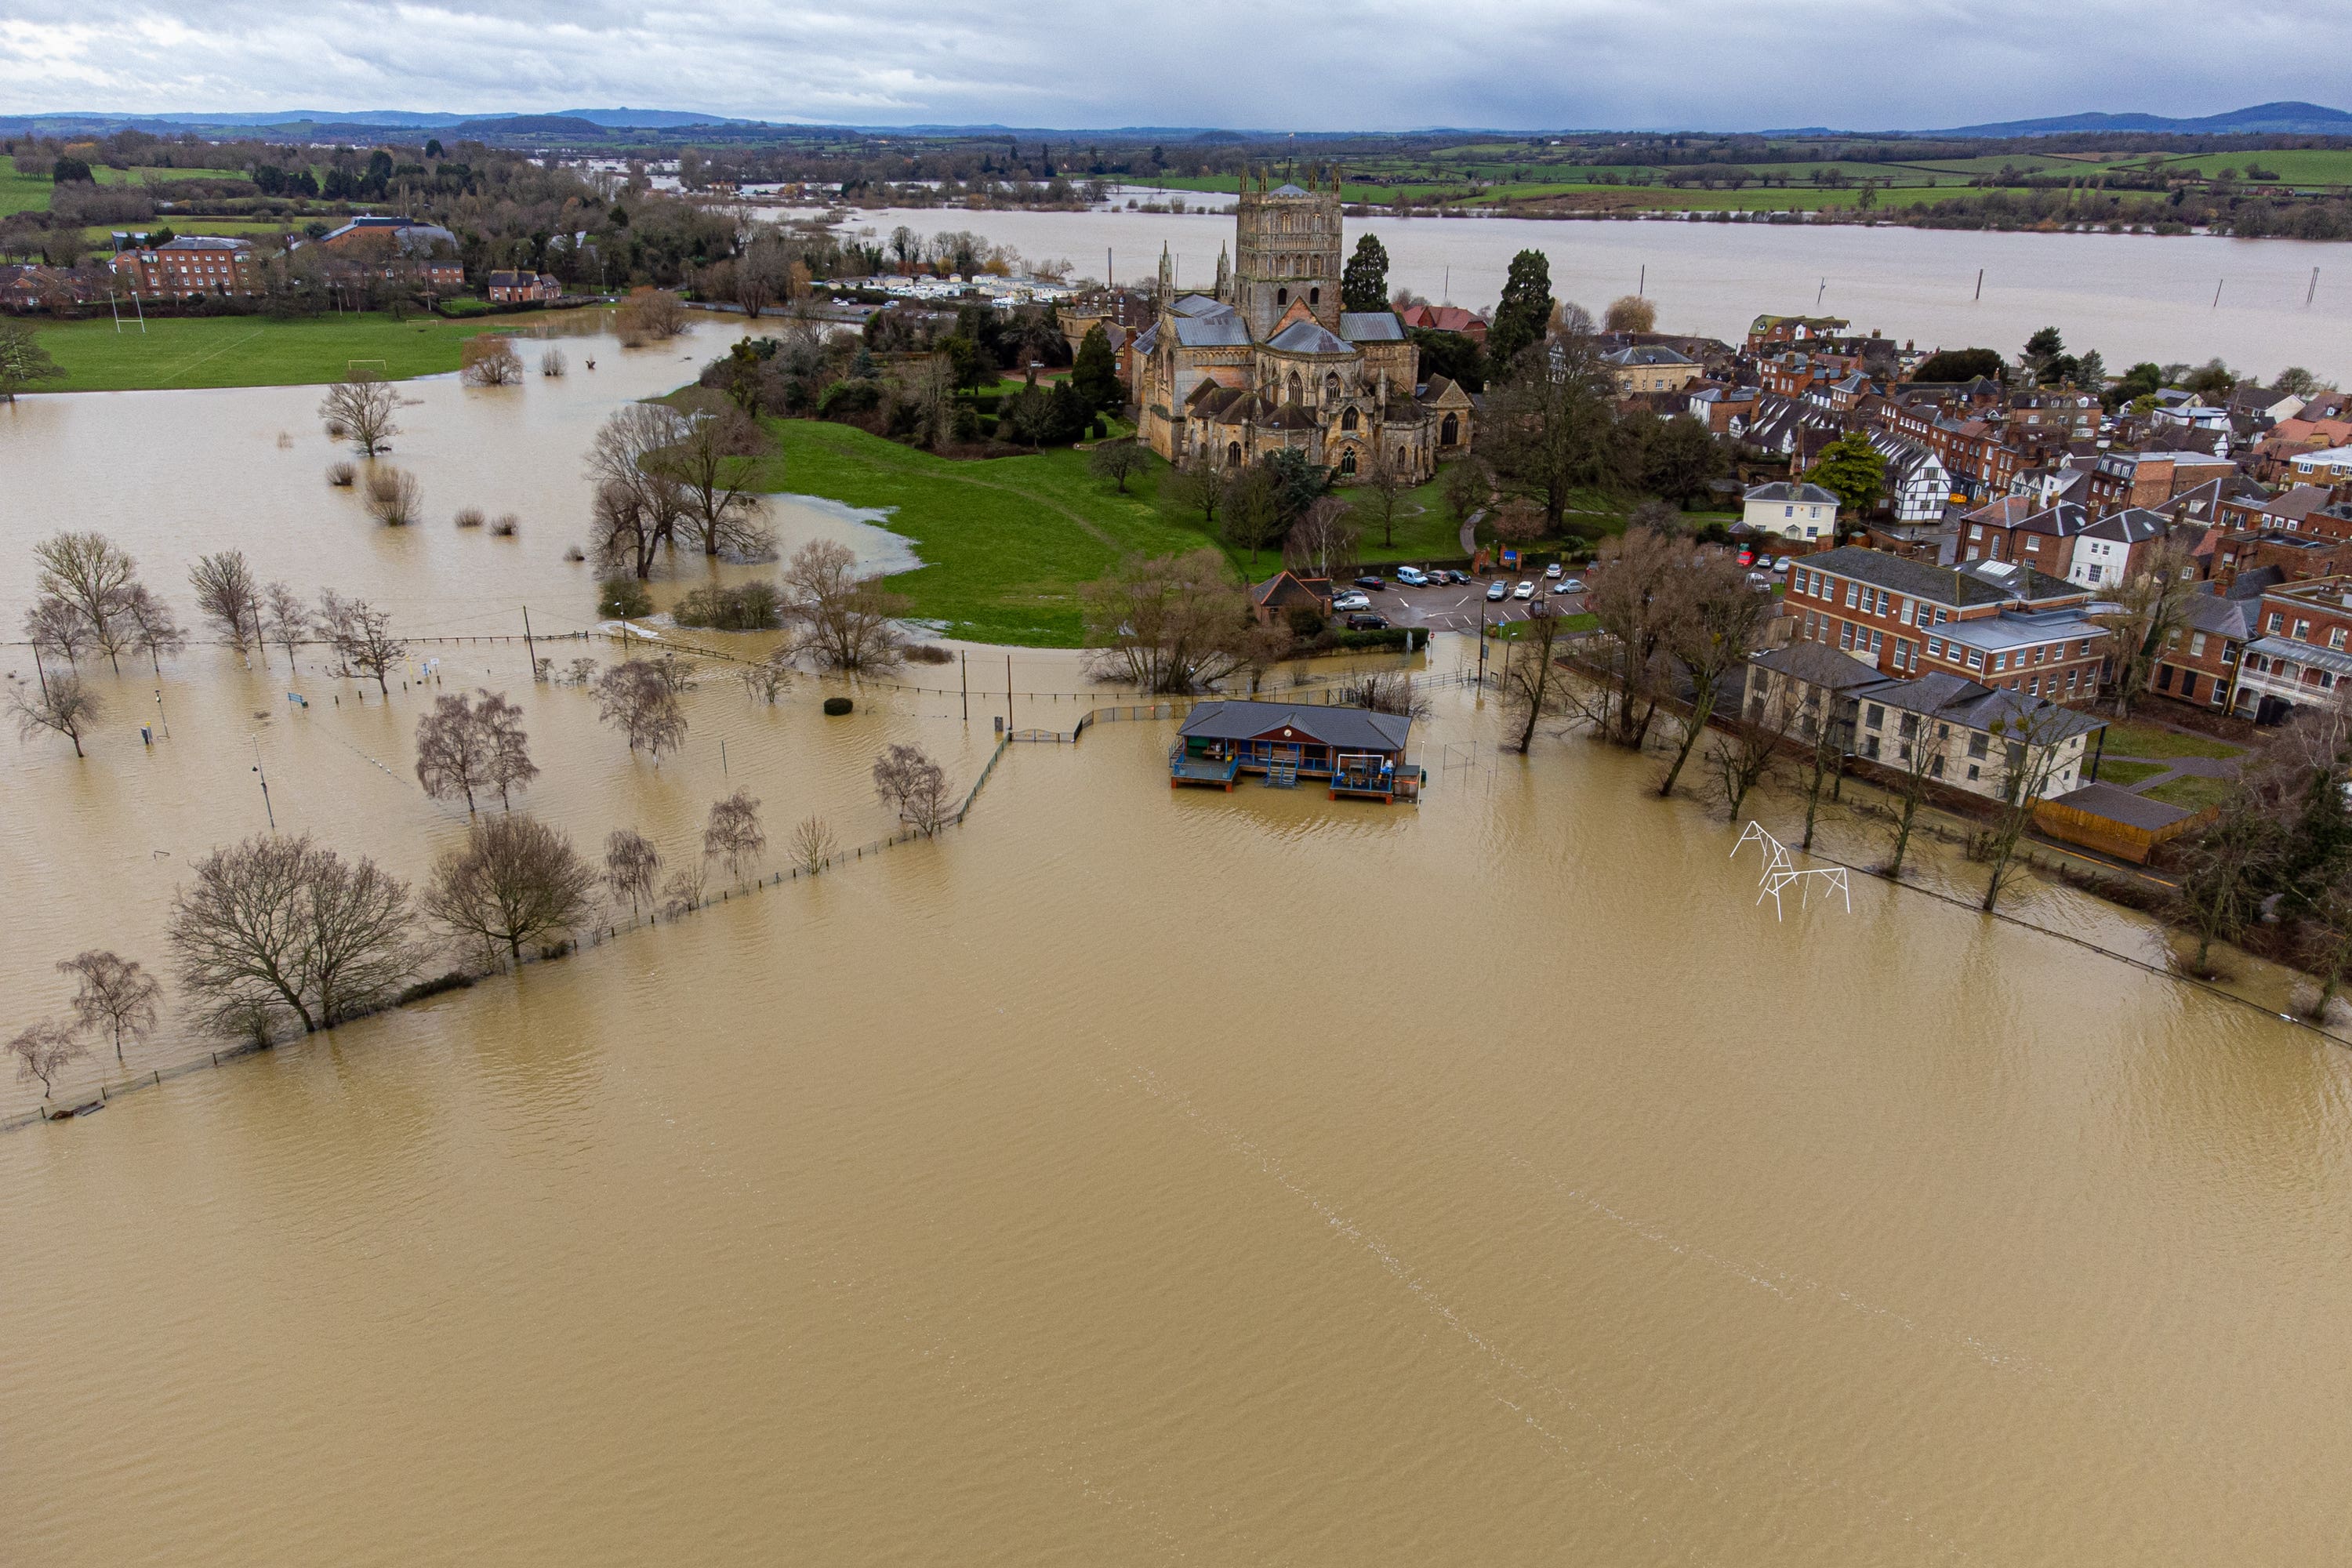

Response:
(7, 343), (2352, 1564)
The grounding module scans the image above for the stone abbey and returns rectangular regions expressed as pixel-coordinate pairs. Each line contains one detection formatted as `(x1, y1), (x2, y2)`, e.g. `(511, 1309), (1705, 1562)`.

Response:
(1135, 168), (1475, 483)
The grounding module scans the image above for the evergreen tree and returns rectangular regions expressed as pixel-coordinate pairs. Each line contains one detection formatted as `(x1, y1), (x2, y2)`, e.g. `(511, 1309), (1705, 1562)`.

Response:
(1341, 234), (1389, 314)
(1802, 432), (1887, 525)
(1071, 324), (1123, 411)
(1486, 249), (1555, 369)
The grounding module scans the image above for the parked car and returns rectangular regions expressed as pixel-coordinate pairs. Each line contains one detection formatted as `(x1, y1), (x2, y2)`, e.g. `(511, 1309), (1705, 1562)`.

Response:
(1544, 561), (1563, 579)
(1547, 578), (1575, 594)
(1737, 549), (1755, 566)
(1394, 566), (1428, 586)
(1486, 581), (1508, 601)
(1333, 592), (1372, 612)
(1559, 577), (1585, 593)
(1514, 580), (1535, 600)
(1770, 556), (1793, 575)
(1354, 575), (1386, 591)
(1345, 612), (1390, 630)
(1745, 571), (1773, 590)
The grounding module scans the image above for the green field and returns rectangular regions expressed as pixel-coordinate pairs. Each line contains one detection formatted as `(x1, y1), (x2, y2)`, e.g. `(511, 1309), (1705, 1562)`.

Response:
(2099, 720), (2245, 760)
(30, 312), (521, 392)
(746, 420), (1217, 645)
(2147, 773), (2233, 812)
(2149, 149), (2352, 185)
(1, 154), (246, 216)
(2091, 759), (2167, 788)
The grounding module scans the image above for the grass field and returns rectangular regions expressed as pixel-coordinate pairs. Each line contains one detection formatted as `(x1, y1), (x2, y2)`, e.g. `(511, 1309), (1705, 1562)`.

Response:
(2091, 759), (2168, 788)
(2100, 720), (2245, 760)
(747, 420), (1218, 645)
(0, 155), (244, 217)
(2151, 149), (2352, 184)
(31, 312), (519, 391)
(2147, 773), (2234, 812)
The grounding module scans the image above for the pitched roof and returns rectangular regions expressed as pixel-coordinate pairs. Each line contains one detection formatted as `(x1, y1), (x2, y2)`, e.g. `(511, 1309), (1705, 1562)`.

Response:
(1265, 318), (1353, 355)
(2080, 507), (2173, 543)
(1602, 345), (1697, 367)
(1249, 571), (1334, 609)
(2045, 782), (2195, 831)
(1805, 546), (2013, 608)
(1179, 700), (1412, 753)
(1339, 310), (1404, 342)
(1748, 642), (1886, 690)
(1171, 308), (1252, 347)
(1744, 481), (1840, 505)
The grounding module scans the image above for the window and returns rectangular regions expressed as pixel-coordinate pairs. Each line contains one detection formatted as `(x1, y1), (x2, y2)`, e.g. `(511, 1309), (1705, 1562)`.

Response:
(1340, 449), (1357, 476)
(2296, 619), (2313, 641)
(2085, 564), (2101, 583)
(1866, 703), (1886, 729)
(1900, 598), (1915, 626)
(1341, 407), (1359, 431)
(1845, 582), (1859, 608)
(1994, 652), (2008, 672)
(1875, 590), (1889, 616)
(1969, 733), (1989, 759)
(1309, 287), (1320, 307)
(1806, 526), (1820, 539)
(2028, 674), (2041, 695)
(2268, 612), (2285, 633)
(1784, 505), (1795, 518)
(1927, 637), (1944, 659)
(1966, 649), (1984, 671)
(1869, 630), (1883, 655)
(1839, 622), (1855, 650)
(2334, 629), (2348, 651)
(2189, 632), (2207, 659)
(2067, 669), (2079, 692)
(2034, 644), (2046, 664)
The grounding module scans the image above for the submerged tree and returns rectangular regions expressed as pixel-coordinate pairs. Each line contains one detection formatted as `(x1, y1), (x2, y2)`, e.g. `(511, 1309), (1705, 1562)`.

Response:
(595, 660), (689, 760)
(790, 815), (837, 875)
(703, 789), (768, 883)
(57, 950), (163, 1066)
(166, 833), (419, 1037)
(315, 591), (406, 695)
(423, 814), (600, 965)
(1080, 548), (1247, 694)
(10, 672), (101, 757)
(119, 585), (187, 675)
(603, 829), (660, 913)
(319, 370), (400, 456)
(6, 1019), (85, 1099)
(189, 550), (263, 657)
(33, 532), (138, 673)
(873, 743), (951, 833)
(1500, 601), (1573, 754)
(781, 538), (909, 672)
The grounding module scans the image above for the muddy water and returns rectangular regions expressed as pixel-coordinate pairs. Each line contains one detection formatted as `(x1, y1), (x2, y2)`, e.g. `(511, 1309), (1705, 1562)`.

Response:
(5, 643), (2352, 1563)
(848, 204), (2352, 378)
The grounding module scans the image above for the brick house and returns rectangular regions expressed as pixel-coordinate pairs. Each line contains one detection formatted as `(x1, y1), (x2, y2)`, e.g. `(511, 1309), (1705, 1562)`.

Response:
(2086, 449), (2238, 512)
(1396, 303), (1488, 345)
(2067, 508), (2197, 590)
(1248, 569), (1334, 626)
(1960, 497), (2091, 570)
(1784, 546), (2106, 702)
(2232, 576), (2352, 721)
(110, 236), (260, 299)
(2209, 530), (2352, 590)
(2150, 583), (2263, 712)
(485, 270), (561, 303)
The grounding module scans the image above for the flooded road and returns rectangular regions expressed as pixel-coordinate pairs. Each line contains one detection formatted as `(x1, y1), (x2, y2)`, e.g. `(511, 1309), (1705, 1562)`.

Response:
(5, 643), (2352, 1563)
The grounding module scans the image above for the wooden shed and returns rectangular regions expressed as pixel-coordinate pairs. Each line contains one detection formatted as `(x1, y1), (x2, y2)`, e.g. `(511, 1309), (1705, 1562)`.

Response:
(2032, 782), (2214, 865)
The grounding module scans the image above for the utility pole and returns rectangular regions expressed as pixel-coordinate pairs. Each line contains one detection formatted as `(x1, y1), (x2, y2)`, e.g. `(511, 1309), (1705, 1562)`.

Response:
(960, 650), (969, 721)
(1006, 654), (1014, 734)
(2213, 278), (2225, 309)
(1974, 267), (1984, 301)
(2309, 267), (2321, 307)
(252, 737), (276, 830)
(154, 688), (169, 740)
(522, 604), (538, 676)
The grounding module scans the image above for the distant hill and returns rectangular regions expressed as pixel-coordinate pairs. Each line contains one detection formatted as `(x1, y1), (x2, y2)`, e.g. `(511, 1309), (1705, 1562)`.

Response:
(1933, 100), (2352, 137)
(452, 114), (604, 137)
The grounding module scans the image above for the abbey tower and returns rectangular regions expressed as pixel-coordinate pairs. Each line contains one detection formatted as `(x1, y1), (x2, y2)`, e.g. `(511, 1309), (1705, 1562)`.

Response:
(1227, 168), (1343, 339)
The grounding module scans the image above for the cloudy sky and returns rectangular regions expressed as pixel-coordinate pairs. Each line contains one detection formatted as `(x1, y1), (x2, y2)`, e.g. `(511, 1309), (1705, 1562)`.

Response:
(0, 0), (2332, 130)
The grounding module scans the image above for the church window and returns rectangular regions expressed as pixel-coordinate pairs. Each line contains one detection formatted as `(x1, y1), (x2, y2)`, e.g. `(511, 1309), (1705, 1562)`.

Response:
(1277, 288), (1287, 308)
(1226, 441), (1242, 466)
(1286, 372), (1301, 405)
(1340, 449), (1358, 476)
(1341, 407), (1359, 431)
(1309, 287), (1319, 307)
(1323, 372), (1341, 403)
(1441, 412), (1460, 445)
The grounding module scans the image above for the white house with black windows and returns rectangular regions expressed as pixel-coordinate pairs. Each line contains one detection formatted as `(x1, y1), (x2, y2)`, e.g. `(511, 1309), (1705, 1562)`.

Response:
(1741, 480), (1840, 542)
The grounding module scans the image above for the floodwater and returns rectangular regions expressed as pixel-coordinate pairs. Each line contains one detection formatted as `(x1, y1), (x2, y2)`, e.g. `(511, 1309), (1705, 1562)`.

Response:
(5, 646), (2351, 1563)
(844, 203), (2352, 377)
(8, 343), (2352, 1563)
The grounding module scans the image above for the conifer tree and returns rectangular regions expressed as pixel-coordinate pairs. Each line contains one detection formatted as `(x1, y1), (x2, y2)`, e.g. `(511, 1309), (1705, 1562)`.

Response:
(1341, 234), (1389, 314)
(1486, 249), (1555, 368)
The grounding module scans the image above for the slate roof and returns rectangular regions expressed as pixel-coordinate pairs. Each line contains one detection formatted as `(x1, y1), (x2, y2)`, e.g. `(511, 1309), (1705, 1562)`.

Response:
(2045, 782), (2194, 832)
(2180, 587), (2258, 639)
(1602, 345), (1697, 367)
(2249, 634), (2352, 678)
(1266, 318), (1353, 355)
(1179, 700), (1413, 753)
(1748, 642), (1886, 691)
(1745, 481), (1841, 506)
(1170, 293), (1229, 318)
(1860, 672), (2107, 742)
(1339, 311), (1405, 342)
(1171, 307), (1253, 347)
(1805, 546), (2014, 608)
(1269, 183), (1310, 197)
(2080, 507), (2173, 543)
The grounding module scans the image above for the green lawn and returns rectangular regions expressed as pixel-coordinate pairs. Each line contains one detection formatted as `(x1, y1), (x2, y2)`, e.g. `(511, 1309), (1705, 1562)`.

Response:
(747, 420), (1214, 645)
(2099, 720), (2245, 761)
(2091, 759), (2167, 788)
(29, 312), (528, 392)
(2147, 774), (2233, 813)
(1356, 475), (1472, 564)
(0, 156), (49, 216)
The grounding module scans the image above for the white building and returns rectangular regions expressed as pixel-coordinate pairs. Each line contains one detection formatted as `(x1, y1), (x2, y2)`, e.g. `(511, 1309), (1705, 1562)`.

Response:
(1742, 480), (1840, 542)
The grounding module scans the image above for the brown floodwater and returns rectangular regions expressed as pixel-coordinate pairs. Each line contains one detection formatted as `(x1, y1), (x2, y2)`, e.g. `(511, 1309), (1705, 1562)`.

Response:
(6, 358), (2352, 1563)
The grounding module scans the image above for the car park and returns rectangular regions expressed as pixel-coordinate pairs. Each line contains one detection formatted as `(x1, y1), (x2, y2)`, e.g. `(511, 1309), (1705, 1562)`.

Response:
(1345, 612), (1390, 630)
(1486, 581), (1508, 601)
(1393, 566), (1428, 586)
(1514, 580), (1535, 600)
(1354, 575), (1386, 591)
(1333, 591), (1371, 612)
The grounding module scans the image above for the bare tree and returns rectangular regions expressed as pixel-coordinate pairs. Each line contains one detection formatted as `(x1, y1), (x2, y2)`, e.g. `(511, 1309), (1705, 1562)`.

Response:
(11, 672), (100, 757)
(364, 466), (422, 527)
(1080, 548), (1247, 693)
(319, 371), (399, 456)
(704, 789), (768, 883)
(540, 348), (568, 378)
(315, 592), (406, 695)
(423, 814), (599, 965)
(659, 859), (707, 916)
(618, 290), (688, 340)
(791, 815), (837, 873)
(2176, 782), (2281, 975)
(24, 595), (93, 668)
(190, 550), (262, 657)
(2103, 538), (2201, 717)
(1222, 465), (1283, 565)
(604, 829), (659, 913)
(477, 690), (536, 807)
(1088, 438), (1149, 494)
(415, 692), (494, 813)
(873, 743), (952, 833)
(460, 336), (524, 387)
(57, 949), (162, 1065)
(739, 648), (794, 704)
(1656, 555), (1771, 798)
(33, 532), (136, 673)
(781, 539), (909, 672)
(1349, 444), (1409, 549)
(1283, 497), (1360, 583)
(655, 405), (774, 558)
(119, 585), (186, 674)
(166, 833), (419, 1036)
(1501, 602), (1573, 753)
(1704, 718), (1780, 821)
(1158, 452), (1226, 535)
(1878, 711), (1946, 880)
(1977, 706), (2093, 913)
(262, 580), (308, 673)
(595, 660), (688, 759)
(586, 404), (693, 579)
(1577, 525), (1690, 750)
(7, 1019), (85, 1100)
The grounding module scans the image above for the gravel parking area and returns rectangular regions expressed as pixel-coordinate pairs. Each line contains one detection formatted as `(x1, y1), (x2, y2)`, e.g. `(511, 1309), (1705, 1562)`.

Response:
(1345, 573), (1586, 632)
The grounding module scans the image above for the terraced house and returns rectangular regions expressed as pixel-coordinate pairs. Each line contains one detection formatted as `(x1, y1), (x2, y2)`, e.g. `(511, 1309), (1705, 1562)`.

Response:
(1784, 547), (2106, 703)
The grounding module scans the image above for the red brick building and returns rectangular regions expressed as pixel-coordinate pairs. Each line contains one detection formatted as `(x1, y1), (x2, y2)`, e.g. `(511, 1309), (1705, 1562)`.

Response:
(110, 236), (260, 299)
(1784, 546), (2107, 702)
